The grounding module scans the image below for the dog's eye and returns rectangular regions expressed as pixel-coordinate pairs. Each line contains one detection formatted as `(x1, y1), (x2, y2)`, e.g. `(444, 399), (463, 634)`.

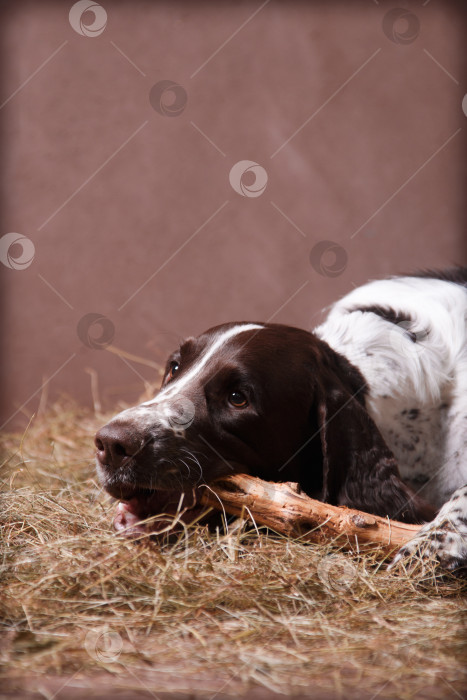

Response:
(168, 362), (180, 379)
(228, 391), (248, 408)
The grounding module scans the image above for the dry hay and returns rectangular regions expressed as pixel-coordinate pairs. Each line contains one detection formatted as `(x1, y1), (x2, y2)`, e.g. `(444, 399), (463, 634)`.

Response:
(1, 398), (466, 699)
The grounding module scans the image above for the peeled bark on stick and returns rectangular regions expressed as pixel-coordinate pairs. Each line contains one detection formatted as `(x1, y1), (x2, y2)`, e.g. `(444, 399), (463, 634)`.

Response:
(198, 474), (422, 555)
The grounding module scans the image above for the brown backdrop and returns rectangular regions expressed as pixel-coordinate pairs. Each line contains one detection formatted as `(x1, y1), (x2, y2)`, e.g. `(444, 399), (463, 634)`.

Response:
(1, 0), (466, 430)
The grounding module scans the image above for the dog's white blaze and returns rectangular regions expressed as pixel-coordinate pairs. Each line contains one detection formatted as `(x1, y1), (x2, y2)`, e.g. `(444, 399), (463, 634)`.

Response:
(143, 323), (264, 406)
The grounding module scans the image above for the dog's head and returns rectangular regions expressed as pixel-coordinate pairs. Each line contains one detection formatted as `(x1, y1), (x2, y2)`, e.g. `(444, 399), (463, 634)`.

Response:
(95, 322), (433, 526)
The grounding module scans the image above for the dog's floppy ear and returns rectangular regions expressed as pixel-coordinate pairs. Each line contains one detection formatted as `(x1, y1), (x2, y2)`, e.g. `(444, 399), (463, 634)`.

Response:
(314, 367), (434, 524)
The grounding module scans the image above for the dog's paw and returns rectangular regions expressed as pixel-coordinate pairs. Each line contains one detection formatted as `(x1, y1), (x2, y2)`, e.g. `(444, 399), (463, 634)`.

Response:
(389, 485), (467, 575)
(390, 523), (467, 573)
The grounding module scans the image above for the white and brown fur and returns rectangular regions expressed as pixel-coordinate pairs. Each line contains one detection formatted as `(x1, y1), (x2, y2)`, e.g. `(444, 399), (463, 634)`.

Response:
(315, 268), (467, 570)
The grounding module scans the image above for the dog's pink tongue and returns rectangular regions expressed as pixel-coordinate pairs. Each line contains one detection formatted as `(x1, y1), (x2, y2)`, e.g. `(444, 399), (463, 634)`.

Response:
(112, 491), (208, 538)
(114, 499), (145, 533)
(113, 494), (192, 536)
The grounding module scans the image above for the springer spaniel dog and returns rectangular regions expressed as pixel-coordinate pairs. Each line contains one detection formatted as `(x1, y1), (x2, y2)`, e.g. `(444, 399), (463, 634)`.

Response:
(95, 268), (467, 572)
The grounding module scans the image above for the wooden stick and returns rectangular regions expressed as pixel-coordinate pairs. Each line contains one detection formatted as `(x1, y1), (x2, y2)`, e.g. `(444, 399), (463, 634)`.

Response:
(198, 474), (422, 555)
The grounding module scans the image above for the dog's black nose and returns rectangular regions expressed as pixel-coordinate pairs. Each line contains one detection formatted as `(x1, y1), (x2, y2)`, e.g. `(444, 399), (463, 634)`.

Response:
(95, 423), (140, 470)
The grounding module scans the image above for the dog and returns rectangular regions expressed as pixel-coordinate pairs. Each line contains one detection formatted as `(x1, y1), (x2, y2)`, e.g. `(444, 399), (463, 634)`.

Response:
(95, 268), (467, 571)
